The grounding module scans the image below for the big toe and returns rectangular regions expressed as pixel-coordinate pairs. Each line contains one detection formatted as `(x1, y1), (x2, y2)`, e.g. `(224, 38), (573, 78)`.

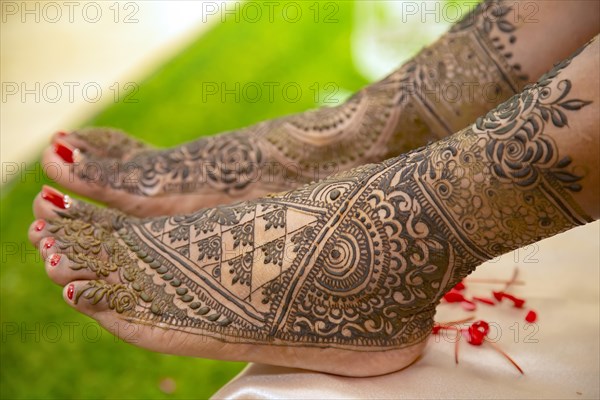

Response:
(31, 185), (126, 240)
(41, 137), (158, 216)
(33, 185), (75, 221)
(52, 127), (149, 159)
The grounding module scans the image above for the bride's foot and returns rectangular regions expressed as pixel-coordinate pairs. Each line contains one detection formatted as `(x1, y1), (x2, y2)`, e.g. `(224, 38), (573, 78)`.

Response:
(30, 39), (598, 377)
(44, 0), (531, 217)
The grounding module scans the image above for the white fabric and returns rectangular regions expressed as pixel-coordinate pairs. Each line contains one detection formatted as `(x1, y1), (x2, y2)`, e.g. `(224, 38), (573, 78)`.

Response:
(213, 221), (600, 399)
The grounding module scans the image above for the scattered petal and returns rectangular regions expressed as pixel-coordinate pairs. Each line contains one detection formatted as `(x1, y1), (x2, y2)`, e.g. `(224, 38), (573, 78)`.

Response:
(437, 272), (531, 375)
(493, 290), (505, 302)
(467, 320), (489, 346)
(444, 290), (465, 303)
(504, 292), (526, 308)
(473, 296), (496, 305)
(525, 310), (538, 323)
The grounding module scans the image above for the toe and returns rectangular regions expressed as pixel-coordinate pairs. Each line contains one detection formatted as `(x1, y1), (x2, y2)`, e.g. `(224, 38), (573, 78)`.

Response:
(53, 127), (149, 159)
(65, 280), (139, 320)
(63, 281), (110, 316)
(41, 143), (112, 203)
(38, 235), (59, 260)
(50, 129), (104, 157)
(28, 219), (49, 247)
(45, 253), (120, 286)
(41, 138), (151, 214)
(33, 186), (122, 230)
(33, 186), (73, 220)
(30, 207), (125, 286)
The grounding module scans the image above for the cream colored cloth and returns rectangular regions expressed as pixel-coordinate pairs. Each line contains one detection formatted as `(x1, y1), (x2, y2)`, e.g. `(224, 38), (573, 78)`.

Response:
(213, 222), (600, 399)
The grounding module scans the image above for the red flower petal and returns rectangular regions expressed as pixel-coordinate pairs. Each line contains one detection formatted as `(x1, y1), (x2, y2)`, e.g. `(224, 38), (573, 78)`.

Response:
(467, 320), (489, 346)
(502, 292), (526, 308)
(512, 299), (526, 308)
(444, 291), (465, 303)
(492, 291), (505, 301)
(525, 310), (537, 323)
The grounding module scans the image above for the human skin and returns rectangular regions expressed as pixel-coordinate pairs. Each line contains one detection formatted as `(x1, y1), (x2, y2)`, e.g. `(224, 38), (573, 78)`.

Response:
(41, 0), (599, 217)
(29, 38), (599, 376)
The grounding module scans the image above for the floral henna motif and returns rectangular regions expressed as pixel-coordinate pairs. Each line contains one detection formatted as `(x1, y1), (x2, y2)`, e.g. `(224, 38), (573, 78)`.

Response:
(477, 46), (591, 192)
(230, 221), (254, 248)
(77, 281), (137, 313)
(202, 133), (264, 191)
(47, 219), (117, 278)
(197, 236), (221, 262)
(261, 238), (285, 267)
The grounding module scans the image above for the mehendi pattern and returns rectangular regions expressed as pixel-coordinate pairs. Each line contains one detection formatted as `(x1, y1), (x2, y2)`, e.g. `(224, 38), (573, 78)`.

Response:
(47, 42), (593, 350)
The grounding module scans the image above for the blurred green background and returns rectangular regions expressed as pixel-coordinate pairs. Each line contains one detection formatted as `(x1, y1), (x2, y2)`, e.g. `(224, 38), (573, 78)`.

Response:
(1, 2), (367, 398)
(1, 0), (460, 398)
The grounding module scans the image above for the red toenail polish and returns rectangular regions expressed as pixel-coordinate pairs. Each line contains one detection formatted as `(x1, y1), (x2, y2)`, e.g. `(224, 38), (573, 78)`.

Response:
(44, 237), (55, 249)
(67, 284), (75, 300)
(49, 253), (61, 267)
(41, 186), (72, 209)
(53, 140), (80, 163)
(56, 131), (68, 138)
(34, 220), (46, 231)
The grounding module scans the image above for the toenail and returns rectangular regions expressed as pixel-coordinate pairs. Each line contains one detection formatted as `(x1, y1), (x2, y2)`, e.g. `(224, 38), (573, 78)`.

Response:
(56, 131), (68, 138)
(53, 140), (81, 163)
(34, 220), (46, 231)
(67, 284), (75, 300)
(49, 253), (61, 267)
(44, 237), (55, 250)
(42, 186), (72, 209)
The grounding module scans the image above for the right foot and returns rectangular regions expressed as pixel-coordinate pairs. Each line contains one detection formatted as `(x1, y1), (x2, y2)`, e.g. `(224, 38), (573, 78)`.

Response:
(29, 41), (596, 375)
(44, 0), (526, 217)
